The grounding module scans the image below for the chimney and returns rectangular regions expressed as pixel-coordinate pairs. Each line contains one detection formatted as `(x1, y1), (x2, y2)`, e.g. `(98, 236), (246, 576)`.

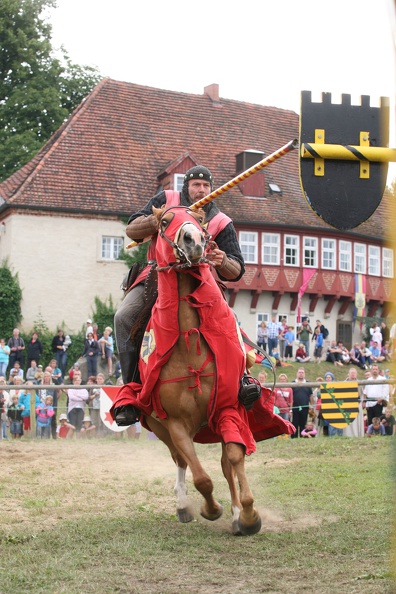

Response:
(204, 84), (221, 105)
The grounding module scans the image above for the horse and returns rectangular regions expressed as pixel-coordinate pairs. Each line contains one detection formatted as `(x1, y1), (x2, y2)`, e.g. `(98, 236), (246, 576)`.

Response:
(112, 205), (290, 535)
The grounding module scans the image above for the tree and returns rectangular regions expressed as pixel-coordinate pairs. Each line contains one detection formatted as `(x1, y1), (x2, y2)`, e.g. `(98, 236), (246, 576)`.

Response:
(0, 0), (102, 181)
(0, 259), (22, 338)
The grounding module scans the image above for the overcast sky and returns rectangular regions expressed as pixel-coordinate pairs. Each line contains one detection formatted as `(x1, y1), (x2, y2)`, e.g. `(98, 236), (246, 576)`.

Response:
(47, 0), (396, 181)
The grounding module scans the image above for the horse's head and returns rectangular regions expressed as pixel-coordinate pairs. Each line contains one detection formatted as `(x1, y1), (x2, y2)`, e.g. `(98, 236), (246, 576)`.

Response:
(153, 205), (210, 267)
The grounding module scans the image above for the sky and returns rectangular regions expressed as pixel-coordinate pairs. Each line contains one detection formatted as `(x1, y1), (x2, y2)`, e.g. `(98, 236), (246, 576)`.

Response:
(47, 0), (396, 181)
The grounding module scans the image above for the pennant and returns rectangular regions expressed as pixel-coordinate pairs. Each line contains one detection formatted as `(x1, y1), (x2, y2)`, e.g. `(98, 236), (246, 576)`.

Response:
(297, 268), (317, 323)
(353, 273), (366, 330)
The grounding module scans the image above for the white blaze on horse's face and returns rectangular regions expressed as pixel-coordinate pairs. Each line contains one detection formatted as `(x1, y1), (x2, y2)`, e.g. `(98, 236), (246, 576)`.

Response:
(174, 221), (206, 263)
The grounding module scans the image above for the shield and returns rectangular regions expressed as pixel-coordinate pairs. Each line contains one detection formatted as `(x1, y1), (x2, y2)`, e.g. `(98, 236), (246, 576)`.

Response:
(320, 381), (360, 428)
(299, 91), (389, 230)
(100, 385), (128, 432)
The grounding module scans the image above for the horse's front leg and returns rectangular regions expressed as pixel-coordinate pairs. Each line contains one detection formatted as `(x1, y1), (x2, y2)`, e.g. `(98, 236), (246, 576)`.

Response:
(168, 419), (223, 522)
(145, 416), (194, 523)
(225, 442), (261, 535)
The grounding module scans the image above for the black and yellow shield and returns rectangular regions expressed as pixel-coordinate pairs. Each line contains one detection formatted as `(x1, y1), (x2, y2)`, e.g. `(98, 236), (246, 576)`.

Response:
(299, 91), (389, 230)
(320, 381), (360, 428)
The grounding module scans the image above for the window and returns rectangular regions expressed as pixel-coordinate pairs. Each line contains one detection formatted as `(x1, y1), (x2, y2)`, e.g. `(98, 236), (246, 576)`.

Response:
(101, 236), (123, 260)
(174, 174), (184, 192)
(303, 236), (318, 267)
(262, 233), (280, 265)
(383, 248), (394, 278)
(257, 313), (270, 325)
(339, 240), (352, 272)
(284, 235), (299, 266)
(368, 245), (380, 276)
(239, 231), (258, 263)
(354, 243), (366, 273)
(321, 238), (336, 269)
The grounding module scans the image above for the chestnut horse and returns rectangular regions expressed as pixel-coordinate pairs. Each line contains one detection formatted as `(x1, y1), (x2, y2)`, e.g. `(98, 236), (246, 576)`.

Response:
(115, 205), (262, 535)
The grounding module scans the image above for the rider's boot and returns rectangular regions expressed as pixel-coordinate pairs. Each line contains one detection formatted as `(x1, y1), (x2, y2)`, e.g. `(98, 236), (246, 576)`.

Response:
(114, 348), (141, 426)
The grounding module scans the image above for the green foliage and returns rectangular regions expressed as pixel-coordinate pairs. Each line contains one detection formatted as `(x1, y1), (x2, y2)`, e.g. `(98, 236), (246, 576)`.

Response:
(118, 243), (149, 268)
(0, 260), (22, 338)
(90, 294), (117, 336)
(0, 0), (102, 181)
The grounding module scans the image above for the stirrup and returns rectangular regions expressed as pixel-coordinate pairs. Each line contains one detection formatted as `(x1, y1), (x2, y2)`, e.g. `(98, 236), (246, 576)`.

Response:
(238, 374), (262, 411)
(113, 405), (140, 426)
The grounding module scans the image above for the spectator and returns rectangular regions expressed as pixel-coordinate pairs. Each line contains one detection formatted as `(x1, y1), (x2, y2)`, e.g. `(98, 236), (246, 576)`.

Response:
(49, 358), (62, 385)
(51, 329), (67, 376)
(313, 327), (324, 363)
(92, 323), (100, 342)
(114, 360), (121, 382)
(340, 343), (351, 364)
(301, 420), (317, 438)
(26, 360), (39, 383)
(380, 321), (390, 345)
(99, 326), (114, 377)
(63, 375), (89, 434)
(291, 367), (313, 438)
(0, 338), (10, 377)
(257, 321), (268, 353)
(67, 362), (81, 384)
(284, 326), (295, 361)
(369, 322), (383, 347)
(56, 413), (75, 439)
(26, 332), (43, 368)
(80, 415), (96, 438)
(266, 315), (282, 357)
(369, 341), (386, 364)
(7, 394), (23, 438)
(37, 371), (56, 403)
(0, 376), (10, 439)
(7, 328), (25, 371)
(323, 371), (343, 436)
(380, 408), (396, 436)
(36, 395), (55, 439)
(18, 381), (40, 439)
(366, 416), (386, 437)
(313, 376), (324, 434)
(349, 342), (366, 369)
(359, 341), (372, 368)
(295, 343), (311, 363)
(325, 340), (344, 367)
(271, 346), (281, 367)
(88, 372), (107, 437)
(296, 319), (313, 356)
(381, 341), (391, 362)
(363, 364), (389, 426)
(278, 318), (288, 362)
(9, 362), (24, 382)
(82, 332), (100, 378)
(343, 367), (365, 437)
(34, 364), (44, 384)
(273, 373), (293, 420)
(312, 319), (329, 343)
(85, 319), (94, 338)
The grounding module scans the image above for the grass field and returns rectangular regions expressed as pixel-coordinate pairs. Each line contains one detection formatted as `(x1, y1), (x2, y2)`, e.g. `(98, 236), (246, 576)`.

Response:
(1, 433), (395, 594)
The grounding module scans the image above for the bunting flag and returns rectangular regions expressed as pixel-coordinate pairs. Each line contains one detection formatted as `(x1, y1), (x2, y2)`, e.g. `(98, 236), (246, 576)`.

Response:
(297, 268), (317, 323)
(353, 273), (366, 330)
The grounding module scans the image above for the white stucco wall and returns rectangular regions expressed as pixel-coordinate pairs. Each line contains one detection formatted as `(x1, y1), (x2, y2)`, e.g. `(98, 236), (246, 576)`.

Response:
(0, 213), (128, 333)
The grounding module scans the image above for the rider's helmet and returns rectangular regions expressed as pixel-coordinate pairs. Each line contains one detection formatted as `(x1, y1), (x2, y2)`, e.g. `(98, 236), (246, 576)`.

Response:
(181, 165), (214, 202)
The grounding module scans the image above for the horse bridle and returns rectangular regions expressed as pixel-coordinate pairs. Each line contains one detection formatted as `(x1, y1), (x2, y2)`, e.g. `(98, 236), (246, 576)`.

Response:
(158, 206), (212, 268)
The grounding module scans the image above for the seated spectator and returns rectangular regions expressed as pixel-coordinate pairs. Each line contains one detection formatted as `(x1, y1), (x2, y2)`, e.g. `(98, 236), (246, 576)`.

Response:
(380, 408), (395, 436)
(349, 342), (366, 369)
(326, 340), (344, 367)
(366, 416), (386, 437)
(381, 341), (391, 362)
(49, 358), (62, 384)
(301, 420), (317, 438)
(295, 343), (311, 363)
(340, 342), (350, 364)
(359, 341), (372, 368)
(26, 360), (39, 383)
(9, 361), (24, 382)
(56, 413), (75, 439)
(271, 346), (282, 367)
(369, 341), (386, 363)
(34, 364), (44, 384)
(80, 415), (96, 438)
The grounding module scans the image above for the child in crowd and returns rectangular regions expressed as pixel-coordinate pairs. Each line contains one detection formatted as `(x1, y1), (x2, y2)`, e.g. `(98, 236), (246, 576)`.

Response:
(313, 327), (323, 363)
(366, 416), (386, 437)
(295, 343), (311, 363)
(80, 415), (96, 438)
(284, 326), (295, 360)
(301, 420), (317, 438)
(271, 346), (281, 367)
(7, 395), (23, 438)
(56, 413), (75, 438)
(36, 395), (55, 438)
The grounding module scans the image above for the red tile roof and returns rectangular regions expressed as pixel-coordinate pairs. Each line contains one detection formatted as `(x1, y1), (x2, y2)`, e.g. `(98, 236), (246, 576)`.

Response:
(0, 78), (391, 238)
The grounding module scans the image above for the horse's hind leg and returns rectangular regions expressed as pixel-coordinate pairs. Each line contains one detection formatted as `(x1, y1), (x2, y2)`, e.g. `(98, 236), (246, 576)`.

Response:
(225, 442), (261, 536)
(145, 416), (194, 523)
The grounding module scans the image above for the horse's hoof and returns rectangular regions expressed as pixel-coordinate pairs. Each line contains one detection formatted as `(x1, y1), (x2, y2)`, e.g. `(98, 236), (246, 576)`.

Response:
(237, 516), (262, 536)
(177, 508), (194, 523)
(200, 504), (223, 522)
(232, 519), (243, 536)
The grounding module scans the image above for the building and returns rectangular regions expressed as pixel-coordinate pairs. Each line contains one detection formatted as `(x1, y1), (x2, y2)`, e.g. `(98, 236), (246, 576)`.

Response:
(0, 78), (393, 347)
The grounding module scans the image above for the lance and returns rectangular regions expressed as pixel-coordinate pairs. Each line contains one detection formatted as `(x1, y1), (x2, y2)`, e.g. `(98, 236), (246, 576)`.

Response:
(126, 139), (298, 249)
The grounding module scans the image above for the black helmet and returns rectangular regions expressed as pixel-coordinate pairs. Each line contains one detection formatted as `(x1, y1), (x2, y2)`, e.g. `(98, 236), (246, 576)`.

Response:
(183, 165), (214, 186)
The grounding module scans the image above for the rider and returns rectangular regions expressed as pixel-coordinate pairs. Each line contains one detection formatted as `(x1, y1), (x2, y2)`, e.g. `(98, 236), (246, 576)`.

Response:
(113, 165), (245, 423)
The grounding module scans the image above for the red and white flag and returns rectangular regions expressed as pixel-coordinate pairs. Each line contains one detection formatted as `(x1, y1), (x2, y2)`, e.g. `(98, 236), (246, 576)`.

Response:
(100, 386), (128, 432)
